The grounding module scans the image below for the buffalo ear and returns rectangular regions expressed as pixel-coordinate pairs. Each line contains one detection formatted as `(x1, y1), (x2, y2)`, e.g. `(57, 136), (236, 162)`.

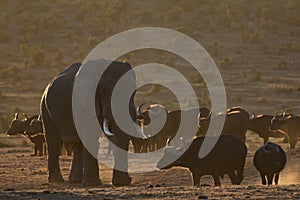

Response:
(14, 113), (19, 120)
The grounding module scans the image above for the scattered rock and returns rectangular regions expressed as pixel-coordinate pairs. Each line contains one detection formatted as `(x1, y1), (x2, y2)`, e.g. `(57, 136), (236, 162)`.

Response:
(3, 188), (14, 191)
(147, 184), (154, 188)
(155, 184), (161, 187)
(43, 190), (51, 194)
(200, 184), (210, 187)
(197, 194), (208, 199)
(247, 186), (256, 190)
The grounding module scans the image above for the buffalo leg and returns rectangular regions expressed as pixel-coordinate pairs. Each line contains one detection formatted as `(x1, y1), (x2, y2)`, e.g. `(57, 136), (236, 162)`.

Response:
(111, 134), (131, 186)
(32, 145), (37, 156)
(43, 143), (47, 156)
(274, 173), (280, 185)
(228, 171), (238, 185)
(82, 146), (101, 186)
(69, 142), (83, 183)
(42, 102), (64, 182)
(212, 170), (221, 186)
(263, 137), (268, 144)
(236, 164), (245, 185)
(260, 172), (266, 185)
(191, 170), (201, 186)
(37, 143), (43, 156)
(65, 143), (73, 156)
(290, 138), (297, 150)
(267, 173), (274, 185)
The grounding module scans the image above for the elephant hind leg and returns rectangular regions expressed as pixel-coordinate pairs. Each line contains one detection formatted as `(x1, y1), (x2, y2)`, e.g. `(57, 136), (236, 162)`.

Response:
(69, 142), (83, 183)
(42, 104), (64, 182)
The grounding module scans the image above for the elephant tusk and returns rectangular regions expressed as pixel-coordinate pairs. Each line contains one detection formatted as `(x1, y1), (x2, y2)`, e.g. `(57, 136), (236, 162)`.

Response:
(103, 119), (114, 136)
(134, 123), (147, 139)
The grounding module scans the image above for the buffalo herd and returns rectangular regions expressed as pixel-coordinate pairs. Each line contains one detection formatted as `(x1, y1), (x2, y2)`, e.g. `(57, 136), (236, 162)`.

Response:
(5, 61), (299, 186)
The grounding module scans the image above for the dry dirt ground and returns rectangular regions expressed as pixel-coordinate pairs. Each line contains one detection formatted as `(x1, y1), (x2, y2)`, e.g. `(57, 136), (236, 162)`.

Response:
(1, 1), (300, 199)
(0, 134), (300, 200)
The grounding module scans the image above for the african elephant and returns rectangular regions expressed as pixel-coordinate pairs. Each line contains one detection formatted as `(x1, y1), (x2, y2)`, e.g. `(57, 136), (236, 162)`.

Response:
(41, 60), (146, 186)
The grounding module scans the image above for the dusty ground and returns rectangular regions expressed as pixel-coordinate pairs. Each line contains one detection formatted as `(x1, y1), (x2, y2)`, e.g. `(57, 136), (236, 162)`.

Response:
(1, 1), (300, 199)
(0, 134), (300, 199)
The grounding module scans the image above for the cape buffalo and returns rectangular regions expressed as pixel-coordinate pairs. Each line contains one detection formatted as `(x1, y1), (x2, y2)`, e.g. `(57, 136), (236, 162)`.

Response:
(23, 133), (46, 156)
(270, 114), (300, 149)
(254, 142), (286, 185)
(7, 113), (45, 156)
(157, 135), (247, 186)
(248, 114), (289, 144)
(197, 106), (250, 143)
(6, 113), (39, 135)
(25, 116), (72, 156)
(132, 104), (206, 152)
(41, 60), (146, 186)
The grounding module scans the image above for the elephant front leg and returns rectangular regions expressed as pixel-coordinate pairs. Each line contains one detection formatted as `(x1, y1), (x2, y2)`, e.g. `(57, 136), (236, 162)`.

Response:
(111, 135), (131, 186)
(69, 142), (83, 183)
(191, 170), (201, 186)
(82, 146), (101, 186)
(212, 170), (221, 186)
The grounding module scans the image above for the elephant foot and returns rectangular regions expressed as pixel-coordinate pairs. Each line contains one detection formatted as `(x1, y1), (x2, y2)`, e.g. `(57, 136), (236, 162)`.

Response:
(48, 172), (64, 183)
(82, 177), (102, 186)
(69, 179), (83, 184)
(69, 174), (83, 184)
(112, 170), (131, 186)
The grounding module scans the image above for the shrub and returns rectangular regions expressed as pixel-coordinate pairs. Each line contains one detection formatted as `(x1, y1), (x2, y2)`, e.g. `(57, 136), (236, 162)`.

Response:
(274, 84), (294, 93)
(219, 57), (233, 67)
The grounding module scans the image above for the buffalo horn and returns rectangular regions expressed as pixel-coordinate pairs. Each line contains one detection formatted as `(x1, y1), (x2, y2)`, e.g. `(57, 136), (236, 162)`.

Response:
(137, 103), (147, 115)
(22, 113), (28, 120)
(14, 113), (19, 120)
(103, 119), (114, 136)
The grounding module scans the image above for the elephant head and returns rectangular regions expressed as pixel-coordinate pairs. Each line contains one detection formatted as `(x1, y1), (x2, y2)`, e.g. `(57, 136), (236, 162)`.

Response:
(94, 61), (146, 186)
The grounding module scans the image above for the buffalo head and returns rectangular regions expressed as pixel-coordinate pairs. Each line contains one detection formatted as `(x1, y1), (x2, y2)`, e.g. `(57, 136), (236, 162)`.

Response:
(24, 116), (43, 135)
(6, 113), (33, 135)
(136, 103), (168, 137)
